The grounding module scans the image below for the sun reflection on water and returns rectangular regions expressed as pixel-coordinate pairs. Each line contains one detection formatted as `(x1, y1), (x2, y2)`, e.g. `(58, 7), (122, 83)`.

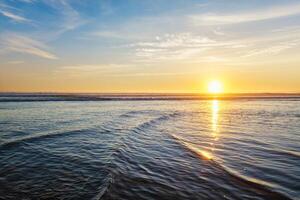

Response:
(212, 100), (219, 140)
(208, 99), (221, 159)
(171, 100), (222, 161)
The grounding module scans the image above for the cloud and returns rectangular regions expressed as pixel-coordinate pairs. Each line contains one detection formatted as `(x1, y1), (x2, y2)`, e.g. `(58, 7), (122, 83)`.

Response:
(213, 29), (225, 36)
(0, 33), (58, 59)
(135, 33), (217, 48)
(88, 13), (188, 42)
(131, 33), (239, 62)
(90, 31), (127, 39)
(190, 3), (300, 25)
(243, 41), (300, 58)
(128, 26), (300, 64)
(60, 64), (127, 71)
(56, 64), (196, 78)
(0, 7), (31, 23)
(19, 0), (35, 3)
(7, 60), (25, 64)
(107, 71), (196, 77)
(42, 0), (87, 37)
(1, 0), (86, 37)
(55, 64), (135, 77)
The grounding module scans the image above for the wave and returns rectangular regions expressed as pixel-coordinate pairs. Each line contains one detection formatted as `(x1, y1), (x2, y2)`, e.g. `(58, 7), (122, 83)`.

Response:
(277, 149), (300, 158)
(169, 133), (293, 200)
(109, 112), (180, 158)
(90, 112), (181, 199)
(215, 164), (292, 200)
(0, 116), (131, 150)
(251, 145), (300, 160)
(0, 129), (95, 150)
(119, 110), (162, 118)
(132, 113), (180, 132)
(0, 112), (179, 153)
(170, 134), (214, 160)
(92, 174), (114, 200)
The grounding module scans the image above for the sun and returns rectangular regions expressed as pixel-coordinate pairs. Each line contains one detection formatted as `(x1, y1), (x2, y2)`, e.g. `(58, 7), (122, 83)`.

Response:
(208, 80), (223, 94)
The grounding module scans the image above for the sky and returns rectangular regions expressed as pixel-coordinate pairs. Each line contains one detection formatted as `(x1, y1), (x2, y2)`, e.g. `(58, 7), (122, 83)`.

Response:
(0, 0), (300, 93)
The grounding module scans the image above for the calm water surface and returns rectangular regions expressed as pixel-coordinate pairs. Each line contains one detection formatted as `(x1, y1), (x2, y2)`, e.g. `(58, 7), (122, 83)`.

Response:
(0, 99), (299, 199)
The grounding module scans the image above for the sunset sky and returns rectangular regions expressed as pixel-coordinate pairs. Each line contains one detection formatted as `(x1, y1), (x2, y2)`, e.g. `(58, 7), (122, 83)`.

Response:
(1, 0), (300, 93)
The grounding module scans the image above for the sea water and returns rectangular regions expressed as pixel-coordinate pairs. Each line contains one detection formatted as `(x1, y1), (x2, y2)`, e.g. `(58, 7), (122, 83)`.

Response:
(0, 96), (299, 199)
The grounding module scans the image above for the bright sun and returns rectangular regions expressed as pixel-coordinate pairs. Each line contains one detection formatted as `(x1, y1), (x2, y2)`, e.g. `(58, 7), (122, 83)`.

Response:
(208, 80), (223, 94)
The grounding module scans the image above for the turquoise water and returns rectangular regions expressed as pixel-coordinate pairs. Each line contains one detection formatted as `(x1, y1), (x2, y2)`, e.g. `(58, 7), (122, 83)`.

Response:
(0, 97), (299, 199)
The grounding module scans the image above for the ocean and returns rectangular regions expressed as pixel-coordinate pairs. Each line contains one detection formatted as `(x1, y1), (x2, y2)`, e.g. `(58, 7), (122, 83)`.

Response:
(0, 94), (299, 199)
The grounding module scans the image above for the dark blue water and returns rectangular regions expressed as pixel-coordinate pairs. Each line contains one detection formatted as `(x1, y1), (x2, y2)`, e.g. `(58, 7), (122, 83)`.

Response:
(0, 97), (299, 199)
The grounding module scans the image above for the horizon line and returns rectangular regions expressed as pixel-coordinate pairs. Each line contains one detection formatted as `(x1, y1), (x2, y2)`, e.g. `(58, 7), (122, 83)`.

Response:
(1, 92), (300, 96)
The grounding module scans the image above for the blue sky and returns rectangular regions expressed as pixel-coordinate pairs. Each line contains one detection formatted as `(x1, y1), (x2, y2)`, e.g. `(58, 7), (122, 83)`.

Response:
(1, 0), (300, 92)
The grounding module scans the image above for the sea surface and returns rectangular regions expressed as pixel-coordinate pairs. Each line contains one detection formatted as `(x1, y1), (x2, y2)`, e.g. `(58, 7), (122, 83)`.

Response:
(0, 95), (299, 200)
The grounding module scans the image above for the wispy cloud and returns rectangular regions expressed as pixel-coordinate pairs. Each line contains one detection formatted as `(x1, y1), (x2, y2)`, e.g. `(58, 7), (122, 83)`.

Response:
(44, 0), (87, 35)
(19, 0), (35, 3)
(131, 33), (241, 62)
(90, 31), (128, 39)
(134, 33), (217, 48)
(107, 71), (196, 77)
(0, 0), (87, 60)
(190, 3), (300, 25)
(0, 33), (57, 59)
(56, 64), (195, 78)
(242, 41), (300, 58)
(0, 4), (31, 23)
(127, 25), (300, 64)
(60, 64), (128, 71)
(6, 60), (25, 64)
(55, 64), (134, 77)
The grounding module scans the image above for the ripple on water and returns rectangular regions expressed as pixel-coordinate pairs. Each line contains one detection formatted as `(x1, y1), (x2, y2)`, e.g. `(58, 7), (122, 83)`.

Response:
(0, 100), (299, 200)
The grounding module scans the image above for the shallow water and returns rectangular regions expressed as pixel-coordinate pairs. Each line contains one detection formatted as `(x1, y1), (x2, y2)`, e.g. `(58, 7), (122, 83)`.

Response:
(0, 98), (299, 199)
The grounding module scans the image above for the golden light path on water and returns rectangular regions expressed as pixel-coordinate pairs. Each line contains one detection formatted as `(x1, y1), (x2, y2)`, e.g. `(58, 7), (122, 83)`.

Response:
(212, 100), (219, 140)
(171, 100), (220, 160)
(207, 99), (220, 160)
